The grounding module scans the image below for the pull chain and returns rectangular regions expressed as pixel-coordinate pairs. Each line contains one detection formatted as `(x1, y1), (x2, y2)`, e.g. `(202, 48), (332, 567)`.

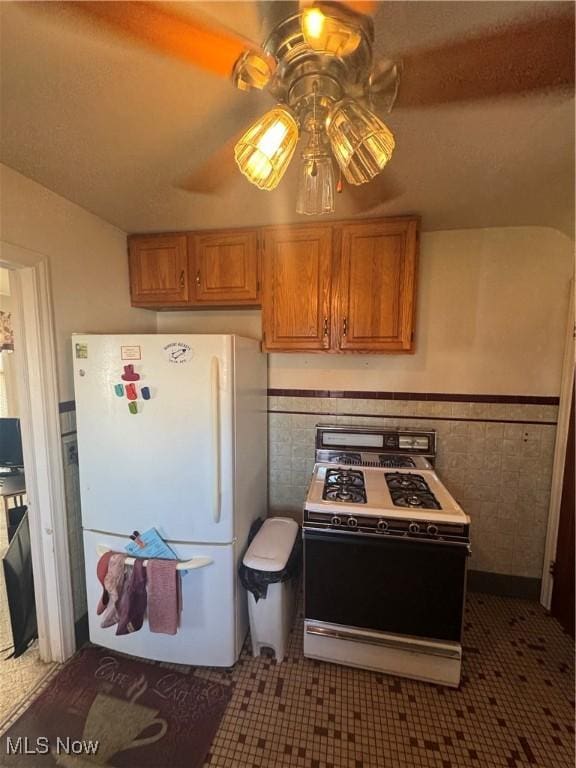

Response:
(311, 81), (319, 177)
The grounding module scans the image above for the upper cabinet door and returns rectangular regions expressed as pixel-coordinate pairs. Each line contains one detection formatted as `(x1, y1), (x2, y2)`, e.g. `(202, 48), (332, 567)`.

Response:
(192, 230), (260, 305)
(128, 234), (189, 306)
(337, 219), (418, 352)
(262, 226), (332, 351)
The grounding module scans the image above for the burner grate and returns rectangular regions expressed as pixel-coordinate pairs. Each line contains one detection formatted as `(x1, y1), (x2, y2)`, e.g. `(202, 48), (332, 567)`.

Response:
(385, 472), (442, 510)
(323, 468), (367, 504)
(323, 486), (367, 504)
(390, 490), (441, 510)
(325, 468), (365, 487)
(378, 455), (416, 468)
(329, 453), (362, 465)
(385, 472), (430, 492)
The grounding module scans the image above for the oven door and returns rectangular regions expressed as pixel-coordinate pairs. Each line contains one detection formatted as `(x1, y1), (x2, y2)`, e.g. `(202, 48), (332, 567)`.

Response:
(304, 528), (468, 643)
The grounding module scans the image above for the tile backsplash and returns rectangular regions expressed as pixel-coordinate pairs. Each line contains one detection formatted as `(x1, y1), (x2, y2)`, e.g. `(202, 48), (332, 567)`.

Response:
(267, 391), (558, 581)
(58, 389), (558, 619)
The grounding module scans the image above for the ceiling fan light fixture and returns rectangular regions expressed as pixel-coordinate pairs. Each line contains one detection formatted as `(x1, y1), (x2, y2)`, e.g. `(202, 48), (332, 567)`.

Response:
(301, 6), (362, 57)
(296, 153), (335, 215)
(296, 128), (335, 216)
(231, 50), (276, 92)
(327, 98), (395, 185)
(234, 106), (299, 190)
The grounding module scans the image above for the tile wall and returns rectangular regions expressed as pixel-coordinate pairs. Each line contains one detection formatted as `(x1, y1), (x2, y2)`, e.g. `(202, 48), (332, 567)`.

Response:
(268, 392), (558, 581)
(57, 391), (558, 618)
(59, 405), (86, 622)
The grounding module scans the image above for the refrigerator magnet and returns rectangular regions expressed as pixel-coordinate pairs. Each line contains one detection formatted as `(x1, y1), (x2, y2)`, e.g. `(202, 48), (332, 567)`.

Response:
(114, 384), (124, 397)
(121, 364), (140, 381)
(125, 383), (138, 400)
(163, 342), (192, 364)
(75, 343), (88, 359)
(128, 402), (138, 414)
(141, 386), (151, 400)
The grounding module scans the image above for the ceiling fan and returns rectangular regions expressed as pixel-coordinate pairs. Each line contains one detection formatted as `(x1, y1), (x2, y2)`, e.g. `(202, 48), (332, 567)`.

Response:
(43, 1), (575, 216)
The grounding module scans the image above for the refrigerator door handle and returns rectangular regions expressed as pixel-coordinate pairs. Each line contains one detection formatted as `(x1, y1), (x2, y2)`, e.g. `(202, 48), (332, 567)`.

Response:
(211, 356), (221, 524)
(95, 545), (213, 571)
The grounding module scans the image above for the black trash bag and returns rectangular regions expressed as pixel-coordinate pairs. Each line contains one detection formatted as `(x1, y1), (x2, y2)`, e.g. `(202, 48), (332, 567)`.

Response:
(239, 518), (301, 602)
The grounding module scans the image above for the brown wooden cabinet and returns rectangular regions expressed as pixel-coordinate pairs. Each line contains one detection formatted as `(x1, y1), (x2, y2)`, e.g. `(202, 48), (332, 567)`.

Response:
(128, 229), (260, 309)
(127, 217), (418, 354)
(128, 234), (190, 307)
(191, 229), (260, 305)
(261, 225), (333, 351)
(261, 217), (418, 353)
(336, 219), (417, 352)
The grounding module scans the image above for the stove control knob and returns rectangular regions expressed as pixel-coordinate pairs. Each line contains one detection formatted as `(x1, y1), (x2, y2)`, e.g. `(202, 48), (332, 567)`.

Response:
(347, 517), (358, 528)
(408, 522), (420, 534)
(331, 516), (342, 527)
(377, 519), (389, 531)
(427, 524), (439, 536)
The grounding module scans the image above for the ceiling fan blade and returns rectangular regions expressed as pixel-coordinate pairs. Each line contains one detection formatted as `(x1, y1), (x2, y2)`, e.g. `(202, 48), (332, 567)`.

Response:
(334, 1), (377, 16)
(299, 1), (377, 15)
(177, 129), (246, 196)
(46, 2), (274, 82)
(341, 172), (404, 214)
(395, 11), (575, 108)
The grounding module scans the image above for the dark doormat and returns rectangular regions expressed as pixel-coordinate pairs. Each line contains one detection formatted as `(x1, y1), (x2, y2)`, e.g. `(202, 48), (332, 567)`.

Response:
(1, 646), (231, 767)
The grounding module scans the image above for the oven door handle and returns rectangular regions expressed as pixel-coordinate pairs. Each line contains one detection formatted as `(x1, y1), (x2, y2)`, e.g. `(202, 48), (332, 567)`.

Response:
(303, 526), (471, 552)
(305, 622), (462, 660)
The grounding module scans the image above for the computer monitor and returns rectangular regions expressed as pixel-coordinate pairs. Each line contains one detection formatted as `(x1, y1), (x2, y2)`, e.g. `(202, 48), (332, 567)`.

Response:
(0, 418), (24, 469)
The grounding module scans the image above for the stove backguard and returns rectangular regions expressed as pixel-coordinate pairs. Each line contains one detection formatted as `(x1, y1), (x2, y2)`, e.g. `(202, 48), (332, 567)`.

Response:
(315, 425), (436, 466)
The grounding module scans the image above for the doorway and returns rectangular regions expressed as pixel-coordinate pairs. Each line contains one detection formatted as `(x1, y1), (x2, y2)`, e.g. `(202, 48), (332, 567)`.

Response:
(0, 251), (75, 727)
(551, 384), (575, 637)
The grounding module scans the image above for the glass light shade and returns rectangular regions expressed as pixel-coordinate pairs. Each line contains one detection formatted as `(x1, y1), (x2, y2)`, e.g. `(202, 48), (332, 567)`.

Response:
(327, 98), (395, 185)
(234, 106), (299, 191)
(296, 153), (335, 215)
(301, 7), (361, 56)
(232, 50), (275, 92)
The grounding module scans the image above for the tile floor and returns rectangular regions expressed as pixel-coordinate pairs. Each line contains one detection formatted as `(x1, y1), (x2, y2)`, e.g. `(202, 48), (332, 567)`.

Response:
(0, 514), (55, 725)
(197, 591), (574, 768)
(1, 591), (573, 768)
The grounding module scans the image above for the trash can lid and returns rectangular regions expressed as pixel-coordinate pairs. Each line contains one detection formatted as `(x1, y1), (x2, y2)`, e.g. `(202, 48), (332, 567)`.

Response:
(242, 517), (299, 572)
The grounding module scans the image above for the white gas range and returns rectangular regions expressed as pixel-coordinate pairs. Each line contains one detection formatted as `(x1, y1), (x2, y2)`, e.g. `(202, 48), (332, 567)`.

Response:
(303, 426), (471, 688)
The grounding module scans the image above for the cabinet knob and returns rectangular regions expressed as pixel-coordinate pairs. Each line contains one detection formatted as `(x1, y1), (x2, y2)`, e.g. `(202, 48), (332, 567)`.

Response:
(343, 317), (348, 336)
(179, 270), (185, 289)
(195, 270), (201, 286)
(323, 317), (329, 337)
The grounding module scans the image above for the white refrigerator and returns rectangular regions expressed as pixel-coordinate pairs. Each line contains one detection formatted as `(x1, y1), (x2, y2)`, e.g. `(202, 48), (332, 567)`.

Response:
(72, 334), (267, 666)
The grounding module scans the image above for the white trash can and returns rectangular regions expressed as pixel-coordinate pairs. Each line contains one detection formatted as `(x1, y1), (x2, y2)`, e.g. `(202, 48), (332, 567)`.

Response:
(242, 517), (299, 663)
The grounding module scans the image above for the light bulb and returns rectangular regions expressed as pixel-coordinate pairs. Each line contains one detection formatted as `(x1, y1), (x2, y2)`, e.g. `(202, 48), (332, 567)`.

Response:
(301, 6), (361, 56)
(234, 106), (299, 190)
(302, 7), (326, 40)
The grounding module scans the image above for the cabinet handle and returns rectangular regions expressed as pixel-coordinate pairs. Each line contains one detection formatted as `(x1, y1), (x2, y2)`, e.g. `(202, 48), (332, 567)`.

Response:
(323, 317), (329, 337)
(196, 270), (201, 286)
(179, 270), (185, 289)
(343, 317), (348, 336)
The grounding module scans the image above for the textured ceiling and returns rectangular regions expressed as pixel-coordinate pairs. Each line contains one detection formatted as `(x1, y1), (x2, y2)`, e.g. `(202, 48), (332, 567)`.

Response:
(0, 1), (574, 235)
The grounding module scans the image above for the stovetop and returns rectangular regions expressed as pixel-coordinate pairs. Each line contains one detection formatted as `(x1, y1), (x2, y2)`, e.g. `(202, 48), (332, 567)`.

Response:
(315, 450), (432, 469)
(305, 464), (469, 525)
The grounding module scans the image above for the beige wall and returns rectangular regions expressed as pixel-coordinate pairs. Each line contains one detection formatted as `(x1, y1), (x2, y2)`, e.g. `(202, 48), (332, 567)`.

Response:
(158, 226), (574, 396)
(0, 164), (155, 401)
